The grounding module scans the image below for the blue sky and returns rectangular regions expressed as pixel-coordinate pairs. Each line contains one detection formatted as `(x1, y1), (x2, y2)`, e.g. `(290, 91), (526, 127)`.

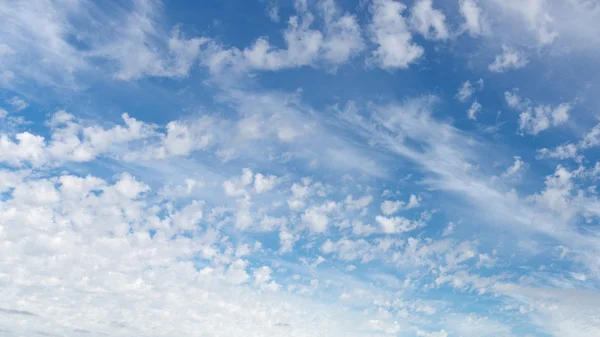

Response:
(1, 0), (600, 336)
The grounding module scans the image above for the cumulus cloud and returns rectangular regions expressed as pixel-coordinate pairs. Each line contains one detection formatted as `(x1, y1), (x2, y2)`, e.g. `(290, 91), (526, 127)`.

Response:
(466, 101), (482, 120)
(504, 89), (571, 135)
(489, 45), (529, 72)
(459, 0), (486, 36)
(538, 122), (600, 161)
(456, 79), (484, 102)
(409, 0), (449, 40)
(502, 156), (525, 177)
(380, 194), (421, 215)
(367, 0), (424, 69)
(5, 96), (28, 111)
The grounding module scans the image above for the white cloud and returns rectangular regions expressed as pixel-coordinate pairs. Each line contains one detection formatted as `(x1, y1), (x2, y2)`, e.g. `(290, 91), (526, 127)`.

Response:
(5, 96), (28, 111)
(302, 201), (338, 233)
(409, 0), (449, 40)
(0, 132), (47, 167)
(243, 16), (324, 71)
(538, 122), (600, 161)
(319, 0), (365, 67)
(345, 195), (373, 212)
(253, 173), (279, 194)
(459, 0), (486, 36)
(380, 194), (421, 215)
(502, 156), (525, 177)
(504, 89), (524, 109)
(0, 0), (211, 87)
(441, 313), (516, 337)
(456, 79), (484, 102)
(278, 230), (297, 253)
(489, 45), (529, 72)
(442, 222), (456, 236)
(518, 103), (571, 135)
(537, 143), (579, 160)
(375, 215), (425, 233)
(367, 0), (424, 69)
(0, 70), (14, 87)
(0, 43), (15, 56)
(223, 168), (254, 198)
(2, 3), (600, 337)
(504, 90), (571, 135)
(416, 329), (448, 337)
(456, 81), (474, 102)
(266, 1), (280, 22)
(253, 266), (280, 291)
(128, 117), (213, 160)
(214, 0), (364, 73)
(467, 101), (482, 120)
(489, 0), (558, 45)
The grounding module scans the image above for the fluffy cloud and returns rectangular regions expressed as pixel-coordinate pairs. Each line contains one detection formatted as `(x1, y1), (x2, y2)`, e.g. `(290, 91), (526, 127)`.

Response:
(538, 122), (600, 161)
(489, 45), (529, 72)
(409, 0), (449, 40)
(504, 89), (571, 135)
(380, 194), (421, 215)
(466, 101), (482, 120)
(459, 0), (486, 36)
(367, 0), (424, 69)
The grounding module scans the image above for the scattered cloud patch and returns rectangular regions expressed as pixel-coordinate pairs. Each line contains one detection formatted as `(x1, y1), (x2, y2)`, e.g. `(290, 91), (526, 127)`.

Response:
(489, 45), (529, 72)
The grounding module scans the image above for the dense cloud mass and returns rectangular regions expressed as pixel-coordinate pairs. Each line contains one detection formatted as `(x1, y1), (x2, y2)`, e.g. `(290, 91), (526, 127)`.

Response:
(1, 0), (600, 337)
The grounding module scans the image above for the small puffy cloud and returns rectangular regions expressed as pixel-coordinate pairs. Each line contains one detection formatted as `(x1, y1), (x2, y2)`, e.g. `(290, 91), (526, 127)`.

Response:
(537, 143), (579, 161)
(409, 0), (449, 40)
(518, 103), (571, 135)
(502, 156), (525, 177)
(442, 222), (456, 236)
(170, 200), (204, 230)
(467, 101), (482, 120)
(0, 132), (47, 167)
(302, 201), (338, 233)
(47, 112), (157, 163)
(266, 1), (280, 22)
(218, 0), (364, 73)
(223, 168), (254, 198)
(416, 329), (448, 337)
(319, 0), (365, 67)
(504, 89), (524, 109)
(489, 45), (528, 72)
(537, 122), (600, 161)
(491, 0), (558, 45)
(243, 19), (323, 71)
(278, 230), (298, 253)
(459, 0), (486, 36)
(253, 173), (279, 193)
(456, 79), (483, 102)
(367, 0), (424, 69)
(375, 215), (424, 233)
(345, 194), (373, 211)
(456, 81), (474, 102)
(5, 96), (28, 111)
(380, 194), (421, 215)
(140, 117), (213, 159)
(253, 266), (280, 291)
(504, 90), (571, 135)
(476, 253), (497, 268)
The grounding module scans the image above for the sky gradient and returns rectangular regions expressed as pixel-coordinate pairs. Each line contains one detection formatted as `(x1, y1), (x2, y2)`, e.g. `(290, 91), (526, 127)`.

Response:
(1, 0), (600, 336)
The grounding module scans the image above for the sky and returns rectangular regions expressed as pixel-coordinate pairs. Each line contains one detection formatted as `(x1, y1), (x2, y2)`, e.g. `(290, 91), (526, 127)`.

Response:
(0, 0), (600, 336)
